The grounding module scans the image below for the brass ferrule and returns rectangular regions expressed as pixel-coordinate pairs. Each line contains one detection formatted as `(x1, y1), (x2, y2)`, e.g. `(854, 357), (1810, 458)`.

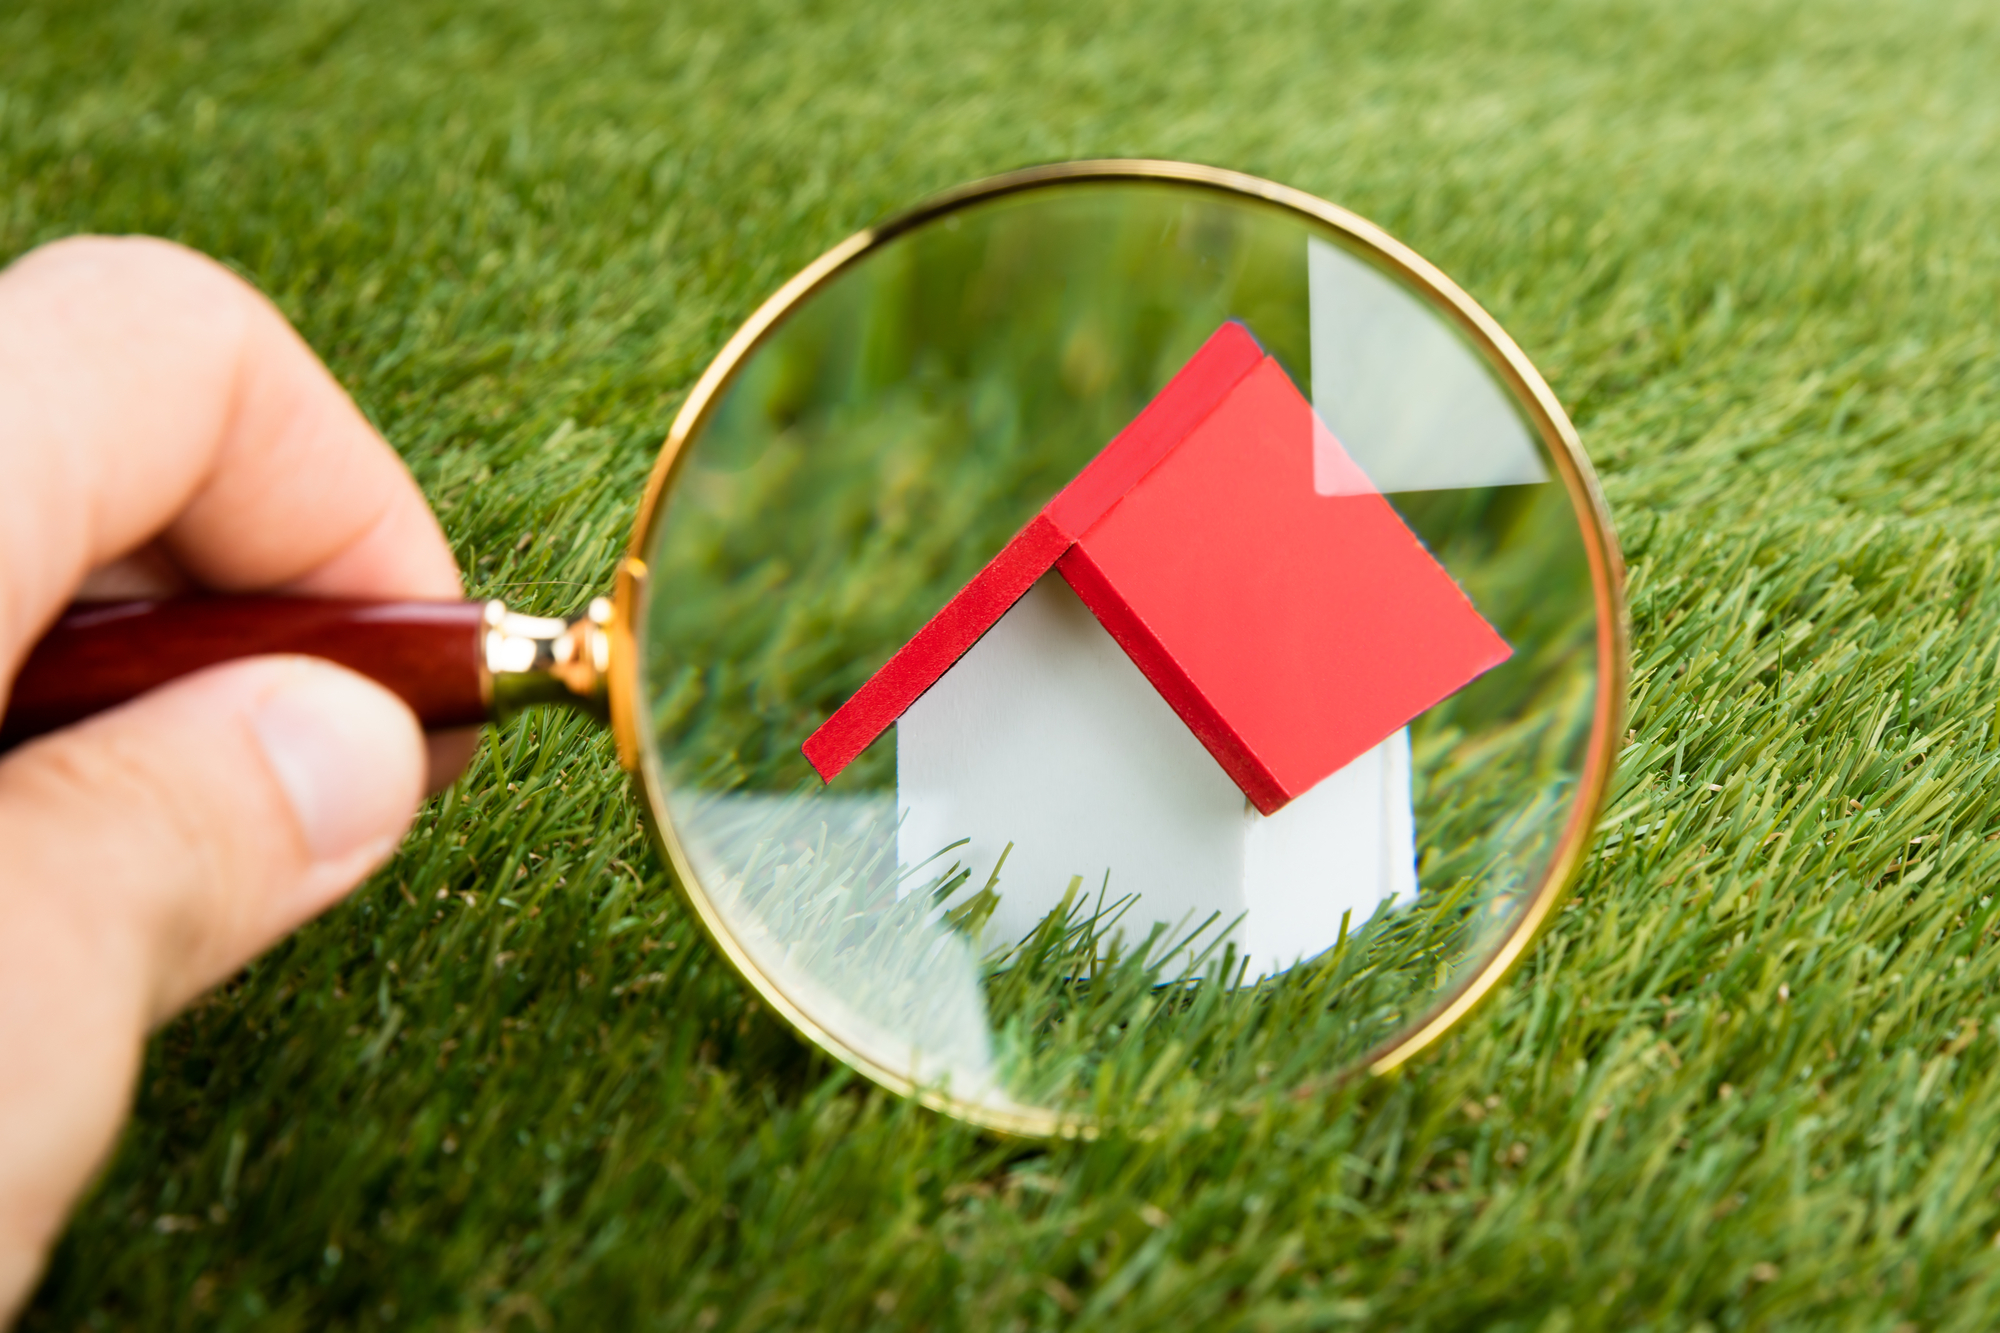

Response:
(479, 597), (613, 723)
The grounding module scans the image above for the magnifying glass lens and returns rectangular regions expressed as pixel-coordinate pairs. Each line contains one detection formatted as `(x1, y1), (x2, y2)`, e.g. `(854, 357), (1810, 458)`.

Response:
(633, 175), (1614, 1134)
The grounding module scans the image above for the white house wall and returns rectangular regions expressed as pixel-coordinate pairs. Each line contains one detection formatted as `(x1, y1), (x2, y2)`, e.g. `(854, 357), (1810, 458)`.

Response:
(1240, 726), (1415, 973)
(896, 573), (1417, 980)
(896, 572), (1247, 953)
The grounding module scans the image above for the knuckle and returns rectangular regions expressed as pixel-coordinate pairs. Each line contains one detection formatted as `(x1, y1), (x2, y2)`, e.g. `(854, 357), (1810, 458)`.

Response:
(19, 233), (221, 289)
(8, 235), (256, 352)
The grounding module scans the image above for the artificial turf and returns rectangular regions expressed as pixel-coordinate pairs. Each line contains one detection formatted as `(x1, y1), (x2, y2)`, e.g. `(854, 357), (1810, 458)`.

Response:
(9, 0), (2000, 1326)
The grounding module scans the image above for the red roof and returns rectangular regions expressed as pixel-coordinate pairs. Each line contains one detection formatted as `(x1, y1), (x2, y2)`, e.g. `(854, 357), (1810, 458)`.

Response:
(802, 322), (1512, 815)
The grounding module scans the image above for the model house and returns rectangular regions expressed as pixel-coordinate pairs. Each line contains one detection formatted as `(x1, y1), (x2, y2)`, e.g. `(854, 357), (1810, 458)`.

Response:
(804, 318), (1513, 978)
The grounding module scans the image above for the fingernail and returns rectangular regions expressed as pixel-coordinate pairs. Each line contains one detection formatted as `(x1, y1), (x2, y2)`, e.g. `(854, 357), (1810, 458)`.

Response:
(248, 660), (426, 864)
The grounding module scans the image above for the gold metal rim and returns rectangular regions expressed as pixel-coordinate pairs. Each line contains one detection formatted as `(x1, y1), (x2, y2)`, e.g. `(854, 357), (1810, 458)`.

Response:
(611, 158), (1630, 1140)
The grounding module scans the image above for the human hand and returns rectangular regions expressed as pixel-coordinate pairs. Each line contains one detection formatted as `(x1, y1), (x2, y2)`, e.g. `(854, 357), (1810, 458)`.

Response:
(0, 237), (465, 1316)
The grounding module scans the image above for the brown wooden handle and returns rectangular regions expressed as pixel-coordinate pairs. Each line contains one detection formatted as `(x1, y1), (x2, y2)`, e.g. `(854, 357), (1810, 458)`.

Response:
(0, 598), (490, 750)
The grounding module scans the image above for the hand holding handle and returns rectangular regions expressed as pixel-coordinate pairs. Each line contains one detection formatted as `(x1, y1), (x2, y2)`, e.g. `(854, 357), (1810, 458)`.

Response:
(0, 597), (611, 750)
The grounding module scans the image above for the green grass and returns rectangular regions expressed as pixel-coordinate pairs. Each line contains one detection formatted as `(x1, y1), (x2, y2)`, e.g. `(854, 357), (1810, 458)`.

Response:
(10, 0), (2000, 1326)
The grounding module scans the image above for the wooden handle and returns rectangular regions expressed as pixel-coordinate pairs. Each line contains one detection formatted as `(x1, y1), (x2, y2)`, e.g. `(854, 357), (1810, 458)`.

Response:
(0, 598), (490, 750)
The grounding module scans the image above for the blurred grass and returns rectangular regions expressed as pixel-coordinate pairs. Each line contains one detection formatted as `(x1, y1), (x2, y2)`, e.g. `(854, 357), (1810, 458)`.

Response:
(10, 0), (2000, 1326)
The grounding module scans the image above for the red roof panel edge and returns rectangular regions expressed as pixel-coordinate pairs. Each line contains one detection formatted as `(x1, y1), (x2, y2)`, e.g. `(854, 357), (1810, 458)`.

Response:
(801, 513), (1068, 781)
(1054, 542), (1293, 815)
(801, 321), (1267, 783)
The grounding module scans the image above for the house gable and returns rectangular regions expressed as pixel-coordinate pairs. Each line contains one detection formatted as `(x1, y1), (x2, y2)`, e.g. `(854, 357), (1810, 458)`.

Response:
(801, 321), (1267, 784)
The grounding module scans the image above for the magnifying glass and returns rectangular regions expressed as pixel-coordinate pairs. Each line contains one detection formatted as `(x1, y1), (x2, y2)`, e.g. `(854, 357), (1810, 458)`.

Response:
(1, 161), (1626, 1137)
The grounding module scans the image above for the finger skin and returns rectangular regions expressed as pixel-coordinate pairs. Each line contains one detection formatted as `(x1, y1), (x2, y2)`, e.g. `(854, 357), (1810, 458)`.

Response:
(0, 237), (464, 1316)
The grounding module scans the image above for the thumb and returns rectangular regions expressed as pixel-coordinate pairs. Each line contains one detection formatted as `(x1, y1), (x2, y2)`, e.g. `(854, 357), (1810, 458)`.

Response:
(0, 657), (426, 1314)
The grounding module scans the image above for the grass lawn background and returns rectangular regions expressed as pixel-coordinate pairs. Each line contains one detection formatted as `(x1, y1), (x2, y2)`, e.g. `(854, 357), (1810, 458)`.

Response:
(9, 0), (2000, 1326)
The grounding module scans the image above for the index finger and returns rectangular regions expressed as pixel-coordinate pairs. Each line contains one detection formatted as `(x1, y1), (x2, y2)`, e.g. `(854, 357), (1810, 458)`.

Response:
(0, 236), (463, 679)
